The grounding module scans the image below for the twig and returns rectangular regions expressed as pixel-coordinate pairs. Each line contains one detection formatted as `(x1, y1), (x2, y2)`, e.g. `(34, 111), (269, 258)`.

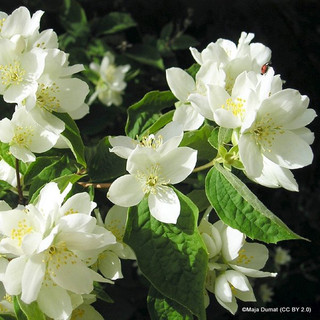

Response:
(77, 182), (112, 189)
(15, 158), (24, 205)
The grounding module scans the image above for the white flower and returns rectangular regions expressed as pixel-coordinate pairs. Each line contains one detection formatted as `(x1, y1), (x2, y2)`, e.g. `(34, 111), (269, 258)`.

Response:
(239, 89), (316, 190)
(0, 107), (59, 163)
(0, 7), (43, 41)
(199, 216), (276, 313)
(22, 49), (89, 134)
(95, 206), (135, 281)
(215, 270), (255, 314)
(0, 182), (116, 320)
(0, 159), (20, 187)
(109, 121), (183, 159)
(259, 283), (274, 303)
(0, 39), (46, 104)
(190, 32), (271, 91)
(89, 52), (130, 106)
(107, 145), (197, 224)
(274, 247), (291, 267)
(166, 62), (225, 130)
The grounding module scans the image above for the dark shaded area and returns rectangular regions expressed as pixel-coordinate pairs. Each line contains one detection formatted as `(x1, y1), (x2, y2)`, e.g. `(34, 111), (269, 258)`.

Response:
(1, 0), (319, 319)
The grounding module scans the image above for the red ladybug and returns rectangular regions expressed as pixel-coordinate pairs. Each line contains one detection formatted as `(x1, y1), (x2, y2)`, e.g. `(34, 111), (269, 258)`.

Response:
(261, 62), (270, 74)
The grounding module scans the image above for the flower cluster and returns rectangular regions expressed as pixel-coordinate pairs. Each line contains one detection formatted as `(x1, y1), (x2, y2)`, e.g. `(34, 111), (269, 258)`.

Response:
(166, 32), (316, 191)
(0, 182), (133, 319)
(107, 121), (197, 223)
(0, 6), (89, 163)
(199, 211), (277, 314)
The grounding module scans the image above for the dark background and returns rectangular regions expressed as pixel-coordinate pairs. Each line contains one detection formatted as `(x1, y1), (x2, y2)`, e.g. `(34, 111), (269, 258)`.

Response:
(1, 0), (319, 319)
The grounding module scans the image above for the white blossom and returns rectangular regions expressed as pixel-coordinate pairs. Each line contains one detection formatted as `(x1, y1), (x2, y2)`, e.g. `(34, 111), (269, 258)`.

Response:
(0, 182), (116, 320)
(0, 39), (46, 104)
(109, 121), (183, 159)
(0, 107), (60, 162)
(108, 145), (197, 224)
(239, 88), (316, 191)
(89, 52), (130, 106)
(0, 159), (20, 187)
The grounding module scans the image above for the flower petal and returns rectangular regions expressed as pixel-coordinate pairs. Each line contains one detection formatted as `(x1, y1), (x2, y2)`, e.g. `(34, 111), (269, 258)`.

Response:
(173, 103), (204, 131)
(107, 174), (144, 207)
(148, 187), (180, 224)
(166, 67), (195, 101)
(21, 253), (46, 303)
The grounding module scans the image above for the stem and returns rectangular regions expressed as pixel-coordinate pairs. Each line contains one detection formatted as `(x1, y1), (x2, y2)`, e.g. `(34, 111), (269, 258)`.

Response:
(77, 182), (112, 189)
(15, 158), (24, 205)
(192, 158), (221, 173)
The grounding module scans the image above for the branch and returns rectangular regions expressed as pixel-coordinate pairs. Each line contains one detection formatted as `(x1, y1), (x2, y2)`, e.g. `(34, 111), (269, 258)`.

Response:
(15, 158), (24, 205)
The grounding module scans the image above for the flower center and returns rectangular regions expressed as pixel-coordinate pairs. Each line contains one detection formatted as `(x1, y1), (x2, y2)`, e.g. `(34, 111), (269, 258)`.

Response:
(0, 17), (6, 33)
(105, 65), (116, 83)
(221, 97), (246, 118)
(236, 248), (254, 265)
(0, 60), (26, 87)
(36, 83), (61, 112)
(71, 308), (85, 319)
(11, 126), (34, 148)
(250, 113), (284, 152)
(46, 243), (79, 279)
(11, 219), (33, 246)
(139, 134), (163, 149)
(136, 164), (169, 194)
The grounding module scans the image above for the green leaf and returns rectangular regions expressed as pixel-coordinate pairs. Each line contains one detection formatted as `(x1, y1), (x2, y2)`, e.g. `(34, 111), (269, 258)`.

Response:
(23, 156), (61, 186)
(141, 110), (174, 136)
(14, 296), (45, 320)
(160, 22), (174, 40)
(186, 63), (200, 79)
(171, 35), (199, 51)
(187, 189), (210, 213)
(125, 91), (177, 138)
(86, 137), (126, 182)
(180, 125), (217, 161)
(53, 112), (86, 167)
(96, 12), (137, 35)
(93, 283), (114, 303)
(148, 286), (193, 320)
(207, 127), (219, 150)
(124, 189), (207, 319)
(0, 314), (17, 320)
(126, 44), (165, 70)
(218, 127), (233, 146)
(28, 156), (75, 202)
(205, 164), (306, 243)
(60, 0), (89, 39)
(13, 296), (27, 320)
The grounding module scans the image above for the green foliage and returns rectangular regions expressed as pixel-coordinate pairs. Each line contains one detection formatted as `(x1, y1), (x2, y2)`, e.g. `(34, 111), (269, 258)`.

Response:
(180, 125), (217, 161)
(125, 91), (177, 138)
(86, 137), (126, 182)
(53, 113), (87, 168)
(125, 45), (165, 70)
(147, 286), (193, 320)
(60, 0), (89, 39)
(13, 296), (45, 320)
(95, 12), (137, 35)
(205, 164), (306, 243)
(124, 189), (207, 320)
(0, 315), (16, 320)
(27, 155), (76, 202)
